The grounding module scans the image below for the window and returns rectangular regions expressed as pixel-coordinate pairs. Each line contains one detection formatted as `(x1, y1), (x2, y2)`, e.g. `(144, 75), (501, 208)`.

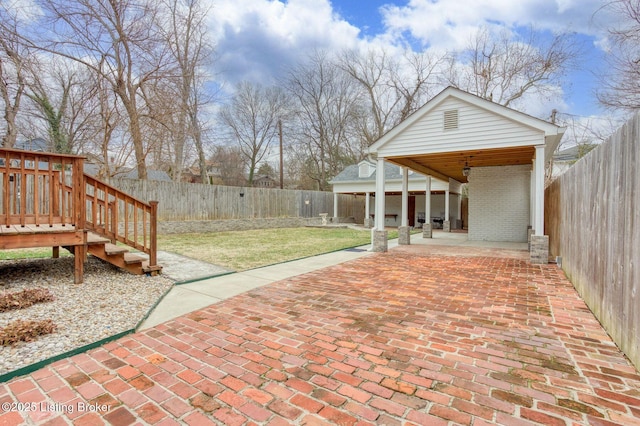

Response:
(443, 109), (459, 131)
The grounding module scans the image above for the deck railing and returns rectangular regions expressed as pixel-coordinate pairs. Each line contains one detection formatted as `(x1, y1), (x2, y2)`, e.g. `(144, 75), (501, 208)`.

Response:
(84, 174), (158, 267)
(0, 148), (158, 268)
(0, 148), (83, 228)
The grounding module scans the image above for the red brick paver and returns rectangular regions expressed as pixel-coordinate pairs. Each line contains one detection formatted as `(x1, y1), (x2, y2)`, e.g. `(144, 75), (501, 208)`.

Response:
(2, 252), (640, 425)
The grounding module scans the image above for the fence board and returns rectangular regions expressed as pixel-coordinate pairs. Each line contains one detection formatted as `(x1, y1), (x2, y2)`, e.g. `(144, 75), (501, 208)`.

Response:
(546, 112), (640, 369)
(107, 179), (365, 223)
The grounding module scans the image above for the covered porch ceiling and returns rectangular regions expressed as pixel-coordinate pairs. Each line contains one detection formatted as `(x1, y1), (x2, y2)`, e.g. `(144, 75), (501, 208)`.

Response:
(384, 145), (535, 184)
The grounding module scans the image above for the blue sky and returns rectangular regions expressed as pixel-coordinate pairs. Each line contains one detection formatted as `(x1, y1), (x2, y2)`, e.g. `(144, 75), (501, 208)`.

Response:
(207, 0), (619, 127)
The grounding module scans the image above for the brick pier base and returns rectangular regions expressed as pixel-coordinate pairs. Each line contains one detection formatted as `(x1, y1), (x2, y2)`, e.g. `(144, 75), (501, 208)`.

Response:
(423, 223), (432, 238)
(443, 220), (451, 232)
(530, 235), (549, 264)
(372, 230), (388, 252)
(398, 226), (410, 245)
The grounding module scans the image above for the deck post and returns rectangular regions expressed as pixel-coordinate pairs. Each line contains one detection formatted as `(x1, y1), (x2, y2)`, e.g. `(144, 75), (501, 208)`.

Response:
(149, 201), (159, 268)
(74, 243), (85, 284)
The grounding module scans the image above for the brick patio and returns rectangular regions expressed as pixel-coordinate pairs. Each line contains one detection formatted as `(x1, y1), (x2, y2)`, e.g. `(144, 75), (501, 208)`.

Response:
(2, 250), (640, 425)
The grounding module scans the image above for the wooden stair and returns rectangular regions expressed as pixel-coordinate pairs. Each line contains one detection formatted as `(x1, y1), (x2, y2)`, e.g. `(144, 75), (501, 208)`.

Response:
(1, 147), (162, 283)
(86, 232), (162, 276)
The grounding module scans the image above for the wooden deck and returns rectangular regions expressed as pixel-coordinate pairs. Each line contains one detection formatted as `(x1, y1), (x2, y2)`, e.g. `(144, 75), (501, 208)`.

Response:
(1, 148), (160, 283)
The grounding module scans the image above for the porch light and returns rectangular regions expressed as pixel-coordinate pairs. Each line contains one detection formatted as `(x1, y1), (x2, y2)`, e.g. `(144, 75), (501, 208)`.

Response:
(462, 166), (470, 177)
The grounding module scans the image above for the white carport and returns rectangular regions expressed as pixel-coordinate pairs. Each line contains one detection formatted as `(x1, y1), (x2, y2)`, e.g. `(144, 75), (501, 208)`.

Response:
(366, 87), (564, 263)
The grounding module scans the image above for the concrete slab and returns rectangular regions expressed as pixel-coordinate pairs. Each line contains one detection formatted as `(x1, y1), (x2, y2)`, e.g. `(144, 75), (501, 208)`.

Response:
(144, 251), (231, 282)
(140, 286), (223, 327)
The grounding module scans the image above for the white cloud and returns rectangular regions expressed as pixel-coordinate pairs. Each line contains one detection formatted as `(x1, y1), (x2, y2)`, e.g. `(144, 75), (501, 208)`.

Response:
(209, 0), (360, 87)
(379, 0), (612, 50)
(205, 0), (618, 118)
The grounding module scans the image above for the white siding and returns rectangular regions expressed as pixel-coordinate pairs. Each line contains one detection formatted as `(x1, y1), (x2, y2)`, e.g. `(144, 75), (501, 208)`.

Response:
(378, 98), (543, 157)
(468, 165), (531, 242)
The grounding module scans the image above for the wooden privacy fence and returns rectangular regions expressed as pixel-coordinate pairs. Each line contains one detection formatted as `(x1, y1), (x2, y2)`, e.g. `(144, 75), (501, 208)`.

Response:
(545, 112), (640, 369)
(108, 179), (366, 223)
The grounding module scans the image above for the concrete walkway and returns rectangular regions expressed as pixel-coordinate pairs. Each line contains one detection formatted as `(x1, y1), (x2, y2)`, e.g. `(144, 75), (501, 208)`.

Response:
(4, 232), (639, 426)
(139, 238), (399, 329)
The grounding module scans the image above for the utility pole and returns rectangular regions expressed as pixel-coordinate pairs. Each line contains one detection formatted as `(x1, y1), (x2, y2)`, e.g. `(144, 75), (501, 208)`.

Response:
(279, 119), (284, 189)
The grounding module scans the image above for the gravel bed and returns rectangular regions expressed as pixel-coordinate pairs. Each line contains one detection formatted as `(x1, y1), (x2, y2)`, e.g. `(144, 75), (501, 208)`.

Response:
(0, 256), (174, 375)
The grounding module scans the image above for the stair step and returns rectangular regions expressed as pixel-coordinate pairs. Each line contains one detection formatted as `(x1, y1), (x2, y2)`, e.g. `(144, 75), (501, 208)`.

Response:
(87, 232), (110, 245)
(124, 253), (145, 265)
(104, 243), (128, 255)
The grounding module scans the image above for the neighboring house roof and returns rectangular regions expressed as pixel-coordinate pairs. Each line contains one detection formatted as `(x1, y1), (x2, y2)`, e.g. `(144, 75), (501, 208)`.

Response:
(15, 138), (50, 152)
(84, 163), (171, 182)
(331, 161), (426, 183)
(121, 169), (172, 181)
(253, 175), (276, 187)
(551, 144), (599, 178)
(554, 144), (598, 162)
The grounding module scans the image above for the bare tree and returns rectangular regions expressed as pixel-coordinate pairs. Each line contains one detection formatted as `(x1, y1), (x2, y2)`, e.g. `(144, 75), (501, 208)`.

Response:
(24, 58), (101, 154)
(219, 81), (288, 185)
(285, 50), (362, 191)
(338, 48), (444, 146)
(392, 50), (446, 120)
(446, 26), (580, 108)
(82, 59), (132, 180)
(597, 0), (640, 110)
(209, 145), (247, 186)
(35, 0), (175, 179)
(160, 0), (213, 182)
(0, 4), (31, 148)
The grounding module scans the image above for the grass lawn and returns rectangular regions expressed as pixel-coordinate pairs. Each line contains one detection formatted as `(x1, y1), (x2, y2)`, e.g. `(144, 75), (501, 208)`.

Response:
(0, 247), (72, 261)
(157, 227), (399, 271)
(0, 227), (405, 271)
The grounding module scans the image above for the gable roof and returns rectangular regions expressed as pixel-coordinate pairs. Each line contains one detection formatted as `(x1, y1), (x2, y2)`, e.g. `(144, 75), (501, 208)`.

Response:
(369, 86), (564, 156)
(366, 86), (565, 183)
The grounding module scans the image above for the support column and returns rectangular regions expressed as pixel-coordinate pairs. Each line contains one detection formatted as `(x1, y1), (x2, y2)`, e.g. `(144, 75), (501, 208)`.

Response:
(530, 167), (535, 230)
(399, 167), (410, 245)
(423, 176), (432, 238)
(333, 192), (338, 223)
(530, 144), (548, 264)
(364, 192), (372, 228)
(372, 157), (388, 252)
(443, 188), (451, 232)
(457, 193), (462, 228)
(529, 167), (535, 248)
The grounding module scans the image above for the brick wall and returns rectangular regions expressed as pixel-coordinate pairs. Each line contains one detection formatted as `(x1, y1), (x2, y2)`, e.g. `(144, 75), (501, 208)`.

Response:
(468, 165), (530, 242)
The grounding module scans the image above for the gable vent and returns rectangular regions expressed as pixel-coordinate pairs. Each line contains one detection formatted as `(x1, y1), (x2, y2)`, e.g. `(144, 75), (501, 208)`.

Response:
(443, 109), (459, 131)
